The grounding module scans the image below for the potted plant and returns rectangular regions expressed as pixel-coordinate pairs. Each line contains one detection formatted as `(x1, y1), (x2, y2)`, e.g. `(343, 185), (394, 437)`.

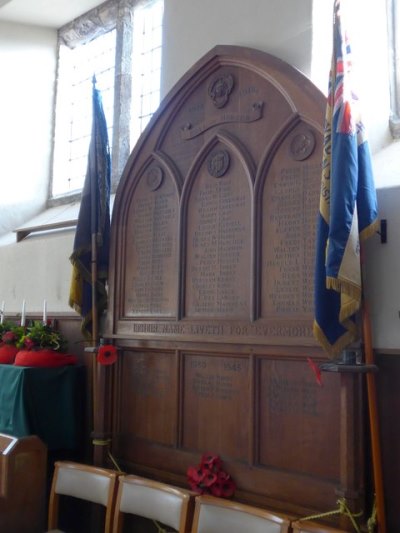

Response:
(14, 320), (77, 367)
(0, 322), (24, 364)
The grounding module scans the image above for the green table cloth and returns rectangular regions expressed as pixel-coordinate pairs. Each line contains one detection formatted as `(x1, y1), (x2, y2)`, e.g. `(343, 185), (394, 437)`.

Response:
(0, 364), (84, 450)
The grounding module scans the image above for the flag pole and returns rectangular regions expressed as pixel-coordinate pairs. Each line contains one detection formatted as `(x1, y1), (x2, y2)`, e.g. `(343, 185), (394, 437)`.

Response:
(312, 1), (384, 528)
(90, 219), (99, 345)
(361, 251), (386, 533)
(89, 76), (102, 467)
(69, 74), (111, 466)
(90, 75), (99, 347)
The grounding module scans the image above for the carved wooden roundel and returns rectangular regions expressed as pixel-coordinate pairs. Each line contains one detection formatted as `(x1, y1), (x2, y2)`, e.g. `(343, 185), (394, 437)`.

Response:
(207, 149), (230, 178)
(289, 129), (316, 161)
(146, 165), (164, 191)
(208, 74), (234, 108)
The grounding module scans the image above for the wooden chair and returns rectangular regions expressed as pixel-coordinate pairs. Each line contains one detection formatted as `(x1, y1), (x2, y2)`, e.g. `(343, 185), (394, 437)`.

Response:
(291, 520), (348, 533)
(47, 461), (119, 533)
(191, 494), (291, 533)
(112, 474), (194, 533)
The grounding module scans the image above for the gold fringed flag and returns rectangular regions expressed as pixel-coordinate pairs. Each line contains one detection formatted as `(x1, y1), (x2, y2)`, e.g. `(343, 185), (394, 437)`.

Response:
(69, 79), (111, 339)
(313, 0), (378, 357)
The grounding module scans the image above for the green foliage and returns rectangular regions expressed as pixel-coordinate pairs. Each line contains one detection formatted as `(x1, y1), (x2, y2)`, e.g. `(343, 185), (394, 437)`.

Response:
(17, 321), (68, 352)
(0, 321), (16, 336)
(0, 322), (25, 345)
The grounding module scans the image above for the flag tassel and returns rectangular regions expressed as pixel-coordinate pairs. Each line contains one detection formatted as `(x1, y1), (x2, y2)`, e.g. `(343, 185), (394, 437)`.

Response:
(326, 277), (361, 302)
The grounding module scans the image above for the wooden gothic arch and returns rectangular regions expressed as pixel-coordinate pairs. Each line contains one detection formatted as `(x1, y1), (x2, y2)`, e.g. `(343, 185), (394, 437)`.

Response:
(97, 46), (365, 527)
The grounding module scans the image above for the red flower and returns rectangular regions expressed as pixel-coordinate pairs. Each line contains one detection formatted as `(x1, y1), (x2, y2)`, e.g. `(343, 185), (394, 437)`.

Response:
(187, 466), (206, 493)
(187, 466), (204, 484)
(202, 470), (217, 487)
(2, 331), (17, 345)
(97, 345), (118, 366)
(24, 337), (35, 350)
(187, 454), (235, 498)
(307, 357), (323, 386)
(200, 453), (221, 472)
(210, 471), (236, 498)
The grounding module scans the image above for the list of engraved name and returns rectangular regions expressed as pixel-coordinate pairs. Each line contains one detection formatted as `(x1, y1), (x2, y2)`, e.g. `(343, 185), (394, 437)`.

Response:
(129, 186), (177, 314)
(188, 176), (249, 316)
(264, 164), (320, 314)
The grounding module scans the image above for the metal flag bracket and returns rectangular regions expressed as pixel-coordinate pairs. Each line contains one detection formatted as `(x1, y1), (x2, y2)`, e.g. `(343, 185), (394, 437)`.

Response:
(377, 219), (387, 243)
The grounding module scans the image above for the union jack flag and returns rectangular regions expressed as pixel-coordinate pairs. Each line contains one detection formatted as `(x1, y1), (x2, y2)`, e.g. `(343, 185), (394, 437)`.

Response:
(313, 0), (378, 356)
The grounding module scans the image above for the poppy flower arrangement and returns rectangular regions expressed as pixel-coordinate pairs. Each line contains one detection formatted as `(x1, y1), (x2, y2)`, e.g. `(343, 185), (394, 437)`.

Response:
(0, 323), (24, 364)
(0, 323), (24, 346)
(17, 320), (68, 352)
(187, 453), (236, 498)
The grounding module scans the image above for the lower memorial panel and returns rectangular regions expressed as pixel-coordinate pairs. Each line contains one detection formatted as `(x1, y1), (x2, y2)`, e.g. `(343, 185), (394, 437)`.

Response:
(117, 349), (178, 446)
(182, 352), (251, 460)
(258, 357), (341, 481)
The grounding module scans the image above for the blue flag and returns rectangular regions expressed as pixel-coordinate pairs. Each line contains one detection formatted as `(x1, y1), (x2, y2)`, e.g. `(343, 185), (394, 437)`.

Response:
(69, 80), (111, 340)
(313, 0), (378, 357)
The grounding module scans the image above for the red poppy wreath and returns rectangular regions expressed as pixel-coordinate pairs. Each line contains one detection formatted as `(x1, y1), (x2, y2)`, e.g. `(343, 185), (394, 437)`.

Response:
(187, 452), (236, 498)
(97, 344), (118, 365)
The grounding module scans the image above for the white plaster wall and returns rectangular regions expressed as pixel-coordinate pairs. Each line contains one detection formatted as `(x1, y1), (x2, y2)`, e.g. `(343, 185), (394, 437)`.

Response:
(0, 21), (57, 234)
(364, 185), (400, 350)
(364, 144), (400, 350)
(0, 232), (75, 319)
(161, 0), (313, 98)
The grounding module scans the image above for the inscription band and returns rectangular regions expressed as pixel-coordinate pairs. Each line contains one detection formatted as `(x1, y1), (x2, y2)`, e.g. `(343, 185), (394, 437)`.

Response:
(119, 320), (314, 341)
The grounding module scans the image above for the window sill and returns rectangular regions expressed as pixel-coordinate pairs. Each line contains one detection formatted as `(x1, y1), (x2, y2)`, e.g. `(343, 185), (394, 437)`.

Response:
(14, 202), (80, 242)
(13, 194), (115, 242)
(389, 116), (400, 139)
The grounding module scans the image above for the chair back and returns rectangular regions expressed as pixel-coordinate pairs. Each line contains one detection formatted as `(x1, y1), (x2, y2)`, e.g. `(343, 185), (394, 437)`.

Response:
(48, 461), (119, 533)
(191, 495), (290, 533)
(113, 474), (193, 533)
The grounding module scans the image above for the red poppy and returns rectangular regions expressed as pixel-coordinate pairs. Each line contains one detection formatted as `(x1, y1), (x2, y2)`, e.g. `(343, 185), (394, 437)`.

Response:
(200, 453), (221, 472)
(97, 345), (118, 365)
(187, 466), (205, 484)
(2, 331), (17, 344)
(307, 357), (323, 386)
(187, 466), (205, 493)
(187, 454), (235, 498)
(220, 478), (236, 498)
(210, 471), (236, 498)
(202, 469), (217, 487)
(24, 337), (35, 350)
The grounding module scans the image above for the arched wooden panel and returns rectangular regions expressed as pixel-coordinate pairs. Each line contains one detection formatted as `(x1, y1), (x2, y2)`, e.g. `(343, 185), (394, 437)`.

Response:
(105, 46), (364, 524)
(183, 133), (254, 320)
(122, 156), (180, 319)
(259, 119), (322, 322)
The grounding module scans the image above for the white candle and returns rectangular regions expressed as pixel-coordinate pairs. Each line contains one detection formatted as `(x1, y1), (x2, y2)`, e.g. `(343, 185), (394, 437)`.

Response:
(43, 299), (47, 324)
(0, 301), (4, 325)
(21, 299), (26, 327)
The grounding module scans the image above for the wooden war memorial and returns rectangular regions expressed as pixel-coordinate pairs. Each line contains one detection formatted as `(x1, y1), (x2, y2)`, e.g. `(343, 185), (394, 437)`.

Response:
(100, 46), (366, 527)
